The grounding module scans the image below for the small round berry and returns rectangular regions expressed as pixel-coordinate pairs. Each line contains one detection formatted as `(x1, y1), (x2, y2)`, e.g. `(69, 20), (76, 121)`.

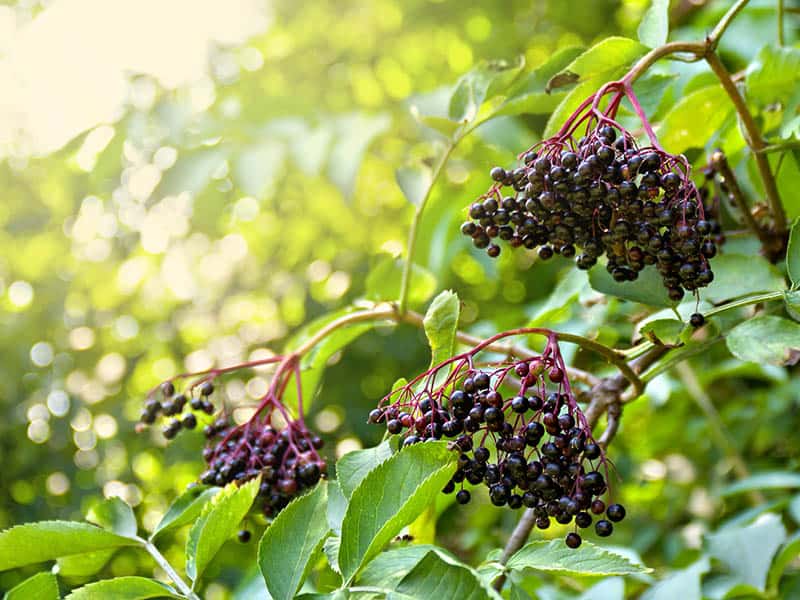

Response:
(442, 480), (456, 494)
(200, 400), (214, 415)
(200, 381), (214, 396)
(368, 409), (384, 424)
(161, 381), (175, 397)
(487, 244), (500, 258)
(583, 442), (601, 460)
(162, 420), (181, 439)
(490, 167), (506, 182)
(689, 313), (705, 328)
(182, 413), (197, 429)
(473, 446), (490, 463)
(456, 489), (471, 505)
(190, 397), (204, 410)
(510, 396), (529, 414)
(575, 512), (592, 528)
(565, 532), (582, 548)
(591, 499), (606, 515)
(595, 519), (613, 537)
(237, 529), (252, 543)
(606, 503), (626, 522)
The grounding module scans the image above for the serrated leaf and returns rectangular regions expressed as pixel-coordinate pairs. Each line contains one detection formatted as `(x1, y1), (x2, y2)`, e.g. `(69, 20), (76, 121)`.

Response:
(396, 166), (433, 207)
(506, 540), (651, 576)
(327, 481), (348, 536)
(641, 557), (710, 600)
(706, 513), (786, 591)
(638, 0), (670, 48)
(87, 496), (137, 538)
(720, 471), (800, 496)
(548, 37), (647, 89)
(337, 441), (394, 500)
(186, 478), (259, 583)
(259, 482), (329, 600)
(150, 486), (219, 540)
(337, 441), (458, 583)
(788, 218), (800, 288)
(64, 576), (182, 599)
(703, 253), (786, 304)
(357, 545), (451, 589)
(658, 85), (731, 154)
(726, 316), (800, 365)
(423, 290), (459, 368)
(5, 572), (59, 600)
(395, 551), (499, 600)
(589, 263), (675, 307)
(0, 521), (137, 571)
(365, 255), (437, 307)
(323, 535), (341, 574)
(640, 318), (685, 346)
(746, 45), (800, 109)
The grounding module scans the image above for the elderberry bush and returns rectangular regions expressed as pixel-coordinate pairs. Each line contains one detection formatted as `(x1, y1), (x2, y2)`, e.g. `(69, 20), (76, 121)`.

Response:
(369, 334), (625, 548)
(461, 91), (724, 302)
(138, 358), (328, 518)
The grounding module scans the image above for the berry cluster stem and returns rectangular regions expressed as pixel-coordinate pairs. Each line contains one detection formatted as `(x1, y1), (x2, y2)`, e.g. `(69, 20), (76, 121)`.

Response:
(138, 537), (200, 599)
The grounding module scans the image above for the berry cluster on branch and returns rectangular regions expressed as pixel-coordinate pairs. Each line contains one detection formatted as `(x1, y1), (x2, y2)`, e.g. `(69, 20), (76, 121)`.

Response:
(369, 332), (625, 548)
(461, 82), (725, 301)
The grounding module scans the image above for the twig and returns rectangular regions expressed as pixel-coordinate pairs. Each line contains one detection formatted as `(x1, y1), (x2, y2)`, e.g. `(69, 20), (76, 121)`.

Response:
(139, 538), (200, 599)
(491, 508), (537, 591)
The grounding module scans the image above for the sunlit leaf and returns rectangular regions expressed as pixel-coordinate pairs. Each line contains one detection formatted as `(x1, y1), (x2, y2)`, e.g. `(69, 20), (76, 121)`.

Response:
(658, 85), (732, 154)
(5, 572), (59, 600)
(64, 576), (182, 599)
(506, 540), (651, 576)
(638, 0), (670, 48)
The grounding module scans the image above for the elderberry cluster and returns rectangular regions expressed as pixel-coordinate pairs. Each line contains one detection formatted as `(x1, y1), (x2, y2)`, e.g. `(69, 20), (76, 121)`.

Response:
(371, 351), (625, 548)
(138, 380), (215, 439)
(461, 125), (722, 301)
(200, 420), (326, 517)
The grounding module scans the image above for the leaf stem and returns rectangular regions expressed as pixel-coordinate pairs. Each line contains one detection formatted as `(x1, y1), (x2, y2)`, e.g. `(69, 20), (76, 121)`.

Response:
(398, 141), (457, 315)
(139, 538), (200, 599)
(778, 0), (785, 45)
(708, 0), (752, 49)
(491, 508), (536, 591)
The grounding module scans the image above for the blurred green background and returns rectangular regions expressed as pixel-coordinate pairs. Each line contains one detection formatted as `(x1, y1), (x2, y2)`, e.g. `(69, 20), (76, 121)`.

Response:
(1, 0), (799, 596)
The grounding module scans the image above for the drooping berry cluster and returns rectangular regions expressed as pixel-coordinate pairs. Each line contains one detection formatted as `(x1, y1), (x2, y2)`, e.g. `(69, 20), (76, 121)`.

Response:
(139, 355), (327, 518)
(460, 81), (723, 301)
(370, 331), (625, 547)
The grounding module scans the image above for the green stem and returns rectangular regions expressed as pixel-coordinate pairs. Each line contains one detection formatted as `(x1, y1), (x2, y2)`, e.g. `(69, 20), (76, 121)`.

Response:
(708, 0), (752, 50)
(139, 538), (200, 599)
(703, 290), (784, 318)
(398, 141), (457, 315)
(778, 0), (785, 46)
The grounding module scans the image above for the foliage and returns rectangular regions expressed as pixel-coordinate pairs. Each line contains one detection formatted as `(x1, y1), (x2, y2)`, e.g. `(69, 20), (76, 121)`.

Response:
(2, 0), (800, 599)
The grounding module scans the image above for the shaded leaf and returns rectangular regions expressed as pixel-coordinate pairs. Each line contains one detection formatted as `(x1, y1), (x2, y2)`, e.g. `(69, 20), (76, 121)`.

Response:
(638, 0), (670, 48)
(721, 471), (800, 496)
(784, 290), (800, 322)
(589, 263), (675, 307)
(150, 486), (219, 540)
(706, 513), (786, 591)
(337, 441), (394, 500)
(746, 45), (800, 108)
(5, 572), (59, 600)
(529, 268), (588, 327)
(64, 576), (182, 599)
(186, 478), (260, 583)
(703, 253), (786, 304)
(396, 166), (433, 207)
(87, 496), (137, 538)
(726, 316), (800, 365)
(788, 218), (800, 287)
(327, 480), (348, 536)
(641, 557), (710, 600)
(640, 319), (685, 346)
(338, 441), (458, 583)
(768, 530), (800, 591)
(449, 58), (525, 123)
(506, 540), (651, 576)
(396, 551), (498, 600)
(327, 113), (391, 198)
(259, 482), (329, 600)
(0, 521), (137, 572)
(658, 85), (731, 154)
(357, 544), (452, 589)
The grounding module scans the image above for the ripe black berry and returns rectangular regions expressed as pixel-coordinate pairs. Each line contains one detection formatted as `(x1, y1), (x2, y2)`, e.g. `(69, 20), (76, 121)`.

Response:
(606, 503), (626, 522)
(200, 381), (214, 396)
(182, 413), (197, 429)
(595, 519), (613, 537)
(565, 532), (582, 548)
(456, 489), (471, 505)
(237, 529), (251, 543)
(689, 313), (705, 328)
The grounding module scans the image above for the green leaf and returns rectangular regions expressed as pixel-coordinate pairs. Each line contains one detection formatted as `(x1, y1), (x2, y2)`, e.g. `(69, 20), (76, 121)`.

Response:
(150, 486), (219, 540)
(638, 0), (670, 48)
(529, 268), (588, 327)
(579, 577), (625, 600)
(337, 441), (394, 499)
(423, 290), (460, 368)
(640, 319), (685, 346)
(186, 478), (260, 583)
(746, 45), (800, 109)
(706, 513), (786, 591)
(87, 497), (137, 538)
(64, 576), (182, 599)
(395, 166), (433, 208)
(448, 58), (525, 123)
(658, 85), (732, 154)
(545, 78), (605, 138)
(506, 540), (651, 576)
(5, 572), (59, 600)
(395, 551), (498, 600)
(549, 37), (648, 88)
(720, 471), (800, 496)
(726, 316), (800, 365)
(641, 557), (710, 600)
(0, 521), (137, 571)
(366, 255), (437, 307)
(327, 481), (348, 536)
(337, 441), (458, 583)
(589, 263), (675, 307)
(768, 530), (800, 592)
(784, 290), (800, 322)
(357, 544), (451, 589)
(327, 113), (391, 198)
(259, 482), (330, 600)
(234, 140), (285, 198)
(56, 549), (117, 578)
(788, 218), (800, 287)
(703, 253), (786, 304)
